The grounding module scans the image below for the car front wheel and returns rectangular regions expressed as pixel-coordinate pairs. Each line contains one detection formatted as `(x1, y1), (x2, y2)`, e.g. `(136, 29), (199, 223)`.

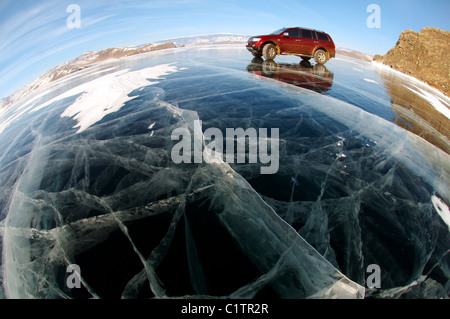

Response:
(314, 49), (328, 65)
(262, 43), (277, 60)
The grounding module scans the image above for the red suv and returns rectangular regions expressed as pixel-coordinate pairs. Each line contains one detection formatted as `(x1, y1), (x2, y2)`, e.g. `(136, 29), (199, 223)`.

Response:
(246, 27), (336, 65)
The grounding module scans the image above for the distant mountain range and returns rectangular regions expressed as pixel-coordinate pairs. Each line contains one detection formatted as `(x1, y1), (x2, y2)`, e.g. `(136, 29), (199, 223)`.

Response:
(335, 48), (373, 62)
(155, 33), (251, 46)
(0, 33), (373, 110)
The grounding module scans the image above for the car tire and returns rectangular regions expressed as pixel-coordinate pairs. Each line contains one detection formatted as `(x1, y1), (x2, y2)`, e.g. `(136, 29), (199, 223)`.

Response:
(262, 60), (277, 76)
(262, 43), (277, 60)
(313, 64), (327, 77)
(301, 57), (311, 61)
(314, 49), (328, 65)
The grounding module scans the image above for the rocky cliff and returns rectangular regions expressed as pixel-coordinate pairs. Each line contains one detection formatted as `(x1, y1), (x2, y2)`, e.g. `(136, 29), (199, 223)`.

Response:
(374, 27), (450, 96)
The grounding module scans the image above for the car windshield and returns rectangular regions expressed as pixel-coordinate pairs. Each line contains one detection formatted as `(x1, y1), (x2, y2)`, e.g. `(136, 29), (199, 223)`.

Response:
(269, 28), (286, 35)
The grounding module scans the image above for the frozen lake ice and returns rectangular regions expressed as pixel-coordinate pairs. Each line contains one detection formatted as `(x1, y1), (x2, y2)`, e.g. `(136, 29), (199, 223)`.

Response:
(0, 45), (448, 299)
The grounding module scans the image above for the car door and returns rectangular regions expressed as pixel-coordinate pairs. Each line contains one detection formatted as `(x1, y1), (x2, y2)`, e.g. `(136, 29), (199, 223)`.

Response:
(297, 29), (317, 56)
(279, 28), (301, 53)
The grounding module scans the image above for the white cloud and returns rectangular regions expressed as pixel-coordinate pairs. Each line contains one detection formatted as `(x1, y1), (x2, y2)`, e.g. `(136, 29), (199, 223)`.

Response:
(82, 14), (117, 28)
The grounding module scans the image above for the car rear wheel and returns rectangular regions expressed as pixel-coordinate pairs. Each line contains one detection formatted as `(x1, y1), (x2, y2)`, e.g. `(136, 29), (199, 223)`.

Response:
(313, 64), (327, 77)
(262, 43), (277, 60)
(314, 49), (328, 65)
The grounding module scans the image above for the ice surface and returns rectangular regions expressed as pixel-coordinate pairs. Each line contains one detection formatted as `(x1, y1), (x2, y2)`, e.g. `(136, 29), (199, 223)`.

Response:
(0, 46), (448, 299)
(1, 95), (363, 298)
(405, 84), (450, 120)
(372, 61), (450, 120)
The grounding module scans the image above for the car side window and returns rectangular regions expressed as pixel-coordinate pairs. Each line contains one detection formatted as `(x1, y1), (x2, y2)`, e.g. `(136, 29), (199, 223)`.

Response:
(300, 29), (314, 39)
(316, 32), (329, 41)
(287, 28), (299, 37)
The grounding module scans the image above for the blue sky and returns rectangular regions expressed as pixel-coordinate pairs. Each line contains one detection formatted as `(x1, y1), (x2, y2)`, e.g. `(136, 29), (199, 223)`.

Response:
(0, 0), (449, 99)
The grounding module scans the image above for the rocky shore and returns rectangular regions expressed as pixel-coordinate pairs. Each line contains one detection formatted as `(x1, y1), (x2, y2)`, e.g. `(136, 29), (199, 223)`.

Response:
(374, 27), (450, 97)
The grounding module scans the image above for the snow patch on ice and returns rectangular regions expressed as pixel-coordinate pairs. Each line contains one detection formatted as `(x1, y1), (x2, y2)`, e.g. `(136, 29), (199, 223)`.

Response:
(29, 64), (180, 133)
(0, 64), (181, 135)
(60, 64), (179, 133)
(432, 195), (450, 228)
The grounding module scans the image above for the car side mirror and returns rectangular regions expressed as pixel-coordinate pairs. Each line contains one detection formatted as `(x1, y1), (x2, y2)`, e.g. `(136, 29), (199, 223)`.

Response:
(283, 32), (289, 37)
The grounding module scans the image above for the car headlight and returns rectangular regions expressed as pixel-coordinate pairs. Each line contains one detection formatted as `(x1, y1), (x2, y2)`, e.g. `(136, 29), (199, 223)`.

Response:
(251, 37), (261, 42)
